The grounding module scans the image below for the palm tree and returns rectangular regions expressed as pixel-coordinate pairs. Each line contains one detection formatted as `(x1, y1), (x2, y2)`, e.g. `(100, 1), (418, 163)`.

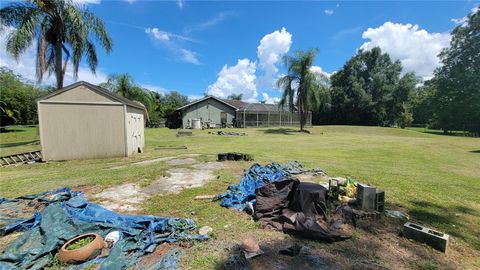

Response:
(276, 49), (319, 132)
(0, 0), (113, 89)
(100, 74), (136, 98)
(100, 73), (154, 113)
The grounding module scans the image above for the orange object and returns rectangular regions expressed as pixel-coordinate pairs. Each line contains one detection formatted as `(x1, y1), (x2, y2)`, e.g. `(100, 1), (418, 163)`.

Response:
(58, 233), (105, 264)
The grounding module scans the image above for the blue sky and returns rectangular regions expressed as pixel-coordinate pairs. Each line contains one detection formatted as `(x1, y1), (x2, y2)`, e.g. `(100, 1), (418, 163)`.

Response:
(1, 0), (479, 102)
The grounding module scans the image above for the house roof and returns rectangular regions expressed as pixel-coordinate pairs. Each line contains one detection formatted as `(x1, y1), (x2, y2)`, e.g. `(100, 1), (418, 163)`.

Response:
(175, 95), (243, 111)
(37, 81), (146, 111)
(175, 95), (292, 112)
(222, 99), (249, 109)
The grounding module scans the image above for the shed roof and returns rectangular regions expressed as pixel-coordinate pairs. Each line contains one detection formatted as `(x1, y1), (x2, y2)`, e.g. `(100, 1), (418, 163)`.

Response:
(37, 81), (146, 111)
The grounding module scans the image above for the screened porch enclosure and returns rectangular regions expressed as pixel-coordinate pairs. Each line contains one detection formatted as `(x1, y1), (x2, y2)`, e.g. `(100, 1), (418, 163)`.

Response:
(235, 103), (312, 128)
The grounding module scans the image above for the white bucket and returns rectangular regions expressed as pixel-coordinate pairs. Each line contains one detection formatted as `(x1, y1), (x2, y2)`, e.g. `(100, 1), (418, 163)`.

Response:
(192, 119), (201, 129)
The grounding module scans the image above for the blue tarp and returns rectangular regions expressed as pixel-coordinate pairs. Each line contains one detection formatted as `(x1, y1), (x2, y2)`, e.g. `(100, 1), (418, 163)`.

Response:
(216, 161), (324, 211)
(0, 188), (207, 270)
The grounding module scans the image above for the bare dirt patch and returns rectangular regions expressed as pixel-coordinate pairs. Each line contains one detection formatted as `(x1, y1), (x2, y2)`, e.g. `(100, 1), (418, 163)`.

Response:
(109, 154), (200, 169)
(94, 161), (224, 212)
(167, 158), (197, 166)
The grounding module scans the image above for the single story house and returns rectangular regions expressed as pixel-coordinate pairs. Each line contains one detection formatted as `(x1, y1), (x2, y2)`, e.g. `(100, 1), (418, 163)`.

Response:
(175, 96), (311, 128)
(37, 81), (146, 161)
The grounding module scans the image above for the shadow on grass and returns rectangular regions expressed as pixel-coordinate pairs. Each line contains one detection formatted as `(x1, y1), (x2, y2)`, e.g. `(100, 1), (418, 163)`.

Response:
(469, 150), (480, 153)
(213, 231), (455, 270)
(409, 200), (479, 249)
(422, 129), (476, 137)
(0, 140), (39, 148)
(262, 128), (299, 135)
(0, 128), (26, 133)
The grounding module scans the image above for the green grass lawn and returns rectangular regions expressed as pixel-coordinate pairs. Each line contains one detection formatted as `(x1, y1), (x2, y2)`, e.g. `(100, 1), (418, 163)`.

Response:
(1, 125), (479, 268)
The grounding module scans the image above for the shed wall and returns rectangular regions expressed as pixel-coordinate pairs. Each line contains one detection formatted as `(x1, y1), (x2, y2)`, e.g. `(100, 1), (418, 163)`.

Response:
(182, 99), (235, 128)
(38, 103), (126, 160)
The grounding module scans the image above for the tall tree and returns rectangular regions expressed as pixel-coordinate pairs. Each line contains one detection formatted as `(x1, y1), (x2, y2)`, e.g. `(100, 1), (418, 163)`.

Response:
(277, 49), (319, 132)
(0, 0), (113, 89)
(431, 8), (480, 135)
(330, 47), (415, 127)
(100, 74), (155, 110)
(227, 93), (243, 100)
(0, 67), (42, 125)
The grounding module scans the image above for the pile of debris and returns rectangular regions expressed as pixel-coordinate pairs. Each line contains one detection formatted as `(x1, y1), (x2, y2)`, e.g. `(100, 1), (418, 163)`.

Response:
(0, 188), (207, 269)
(216, 161), (450, 253)
(217, 153), (254, 162)
(214, 131), (247, 136)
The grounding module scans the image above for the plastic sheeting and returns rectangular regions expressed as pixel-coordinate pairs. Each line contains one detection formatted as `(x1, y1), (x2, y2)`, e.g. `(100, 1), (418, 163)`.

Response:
(215, 161), (321, 211)
(0, 188), (206, 270)
(215, 162), (287, 211)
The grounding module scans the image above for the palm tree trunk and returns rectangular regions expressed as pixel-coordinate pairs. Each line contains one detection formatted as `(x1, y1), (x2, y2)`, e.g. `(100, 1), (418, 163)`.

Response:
(55, 42), (64, 89)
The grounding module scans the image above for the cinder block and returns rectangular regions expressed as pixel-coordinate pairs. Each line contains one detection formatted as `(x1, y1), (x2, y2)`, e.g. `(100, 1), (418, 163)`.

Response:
(356, 184), (376, 211)
(375, 189), (385, 212)
(403, 222), (449, 252)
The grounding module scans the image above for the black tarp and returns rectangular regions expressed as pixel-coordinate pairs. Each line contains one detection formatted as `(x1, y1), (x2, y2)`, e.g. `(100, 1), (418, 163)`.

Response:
(254, 178), (352, 242)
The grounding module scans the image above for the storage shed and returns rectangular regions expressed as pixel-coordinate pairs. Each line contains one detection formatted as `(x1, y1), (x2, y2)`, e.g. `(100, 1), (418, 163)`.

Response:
(37, 81), (146, 161)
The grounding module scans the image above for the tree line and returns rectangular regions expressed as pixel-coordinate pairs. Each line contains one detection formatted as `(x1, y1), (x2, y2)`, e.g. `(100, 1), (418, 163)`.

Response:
(0, 69), (189, 128)
(278, 8), (479, 135)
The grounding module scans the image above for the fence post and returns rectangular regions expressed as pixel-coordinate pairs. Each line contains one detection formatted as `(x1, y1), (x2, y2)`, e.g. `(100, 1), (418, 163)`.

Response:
(243, 111), (246, 128)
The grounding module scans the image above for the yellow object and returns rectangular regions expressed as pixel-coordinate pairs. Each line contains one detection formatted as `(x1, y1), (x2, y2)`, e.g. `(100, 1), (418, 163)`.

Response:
(339, 195), (356, 204)
(345, 178), (357, 198)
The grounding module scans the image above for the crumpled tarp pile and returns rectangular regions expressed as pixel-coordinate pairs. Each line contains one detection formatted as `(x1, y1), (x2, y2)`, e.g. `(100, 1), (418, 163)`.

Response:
(255, 178), (352, 242)
(216, 162), (352, 242)
(215, 161), (325, 211)
(0, 188), (207, 270)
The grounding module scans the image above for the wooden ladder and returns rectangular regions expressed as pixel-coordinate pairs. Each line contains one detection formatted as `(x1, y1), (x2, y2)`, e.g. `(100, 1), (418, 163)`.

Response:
(0, 151), (42, 167)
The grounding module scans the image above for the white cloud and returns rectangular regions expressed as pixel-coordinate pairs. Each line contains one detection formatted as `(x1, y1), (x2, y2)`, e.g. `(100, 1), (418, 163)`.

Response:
(256, 27), (292, 89)
(124, 0), (137, 3)
(140, 83), (167, 93)
(261, 92), (280, 104)
(145, 27), (201, 65)
(184, 12), (232, 34)
(309, 66), (331, 78)
(145, 28), (170, 41)
(206, 59), (257, 102)
(360, 22), (450, 79)
(451, 5), (479, 25)
(0, 27), (107, 86)
(324, 9), (334, 15)
(451, 17), (468, 25)
(188, 95), (203, 101)
(72, 0), (101, 5)
(176, 0), (184, 9)
(179, 49), (201, 65)
(206, 28), (293, 102)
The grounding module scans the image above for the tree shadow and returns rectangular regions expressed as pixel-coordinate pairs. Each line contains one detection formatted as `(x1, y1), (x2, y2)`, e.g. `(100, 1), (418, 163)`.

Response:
(213, 224), (458, 270)
(421, 130), (475, 137)
(262, 128), (300, 135)
(0, 128), (26, 133)
(409, 200), (479, 249)
(0, 140), (39, 148)
(469, 150), (480, 153)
